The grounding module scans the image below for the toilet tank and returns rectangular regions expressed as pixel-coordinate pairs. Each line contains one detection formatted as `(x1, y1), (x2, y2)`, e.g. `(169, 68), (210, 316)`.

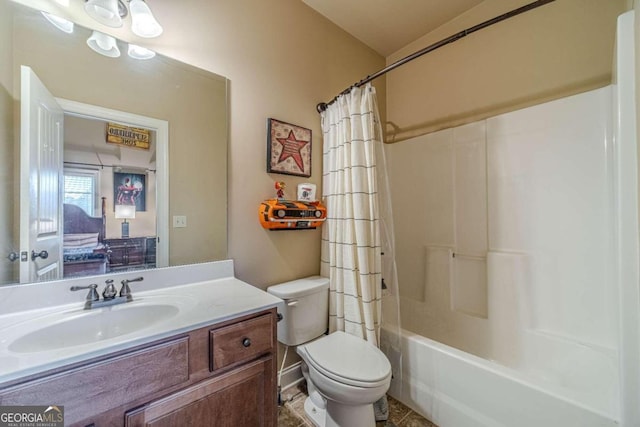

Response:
(267, 276), (329, 346)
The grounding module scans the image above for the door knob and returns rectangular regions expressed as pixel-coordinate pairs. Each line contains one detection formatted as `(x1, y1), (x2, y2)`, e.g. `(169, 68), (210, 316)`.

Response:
(6, 252), (19, 262)
(31, 250), (49, 261)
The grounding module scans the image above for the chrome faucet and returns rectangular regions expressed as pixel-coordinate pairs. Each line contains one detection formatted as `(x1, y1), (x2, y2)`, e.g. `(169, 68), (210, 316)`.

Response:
(71, 276), (144, 310)
(102, 279), (117, 300)
(69, 284), (100, 309)
(120, 276), (144, 301)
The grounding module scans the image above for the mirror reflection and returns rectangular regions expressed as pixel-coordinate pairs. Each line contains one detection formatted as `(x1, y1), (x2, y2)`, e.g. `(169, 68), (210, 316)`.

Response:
(0, 0), (229, 286)
(62, 114), (158, 279)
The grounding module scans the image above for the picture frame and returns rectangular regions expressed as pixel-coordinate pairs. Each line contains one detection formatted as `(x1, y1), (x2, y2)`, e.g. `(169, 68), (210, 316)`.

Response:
(267, 118), (312, 177)
(113, 171), (146, 212)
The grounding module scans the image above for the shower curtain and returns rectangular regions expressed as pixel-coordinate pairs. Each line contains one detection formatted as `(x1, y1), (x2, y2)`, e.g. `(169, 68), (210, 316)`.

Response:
(320, 83), (385, 346)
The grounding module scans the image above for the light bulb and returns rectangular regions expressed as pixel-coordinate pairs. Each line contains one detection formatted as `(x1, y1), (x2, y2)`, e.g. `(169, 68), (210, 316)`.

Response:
(87, 31), (121, 58)
(128, 44), (156, 60)
(130, 0), (163, 38)
(84, 0), (123, 28)
(41, 12), (74, 34)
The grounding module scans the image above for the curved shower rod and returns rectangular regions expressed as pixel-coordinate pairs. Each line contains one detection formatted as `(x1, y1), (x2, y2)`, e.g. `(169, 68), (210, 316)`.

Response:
(316, 0), (556, 114)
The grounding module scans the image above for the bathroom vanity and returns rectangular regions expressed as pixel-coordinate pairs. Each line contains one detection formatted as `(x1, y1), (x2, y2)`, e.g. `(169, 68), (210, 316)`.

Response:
(0, 261), (281, 427)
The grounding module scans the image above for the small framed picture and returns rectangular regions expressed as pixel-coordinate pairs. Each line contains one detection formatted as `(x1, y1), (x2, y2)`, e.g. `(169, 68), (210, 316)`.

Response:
(113, 171), (146, 212)
(267, 118), (312, 177)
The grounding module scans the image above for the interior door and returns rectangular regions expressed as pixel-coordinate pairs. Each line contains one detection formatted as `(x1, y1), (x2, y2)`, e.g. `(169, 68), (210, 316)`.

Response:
(19, 66), (64, 283)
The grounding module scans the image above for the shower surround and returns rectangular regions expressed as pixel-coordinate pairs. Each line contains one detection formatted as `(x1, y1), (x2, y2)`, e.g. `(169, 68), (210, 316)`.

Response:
(382, 11), (637, 427)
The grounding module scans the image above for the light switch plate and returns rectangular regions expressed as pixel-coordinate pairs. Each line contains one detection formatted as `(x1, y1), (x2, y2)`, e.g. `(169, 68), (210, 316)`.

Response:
(173, 215), (187, 228)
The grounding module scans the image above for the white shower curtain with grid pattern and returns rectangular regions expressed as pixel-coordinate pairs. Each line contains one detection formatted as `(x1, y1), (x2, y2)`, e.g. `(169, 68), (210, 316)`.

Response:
(320, 83), (383, 346)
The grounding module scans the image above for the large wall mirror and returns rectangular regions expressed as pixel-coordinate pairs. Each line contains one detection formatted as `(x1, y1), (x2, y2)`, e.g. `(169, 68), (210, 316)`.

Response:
(0, 0), (228, 286)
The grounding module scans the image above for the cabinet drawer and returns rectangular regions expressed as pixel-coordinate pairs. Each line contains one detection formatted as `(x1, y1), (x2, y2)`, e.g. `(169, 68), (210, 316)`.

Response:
(0, 338), (189, 426)
(210, 314), (274, 371)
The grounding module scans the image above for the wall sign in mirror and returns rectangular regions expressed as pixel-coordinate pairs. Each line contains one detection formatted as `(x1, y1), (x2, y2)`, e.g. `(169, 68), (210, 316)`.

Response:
(0, 0), (229, 286)
(106, 122), (151, 150)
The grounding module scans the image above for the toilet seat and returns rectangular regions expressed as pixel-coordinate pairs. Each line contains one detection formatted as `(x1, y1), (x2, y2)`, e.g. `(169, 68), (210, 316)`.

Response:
(301, 331), (391, 389)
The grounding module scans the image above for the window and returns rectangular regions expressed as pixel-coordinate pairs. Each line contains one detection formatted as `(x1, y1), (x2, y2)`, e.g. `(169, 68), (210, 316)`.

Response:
(64, 169), (99, 215)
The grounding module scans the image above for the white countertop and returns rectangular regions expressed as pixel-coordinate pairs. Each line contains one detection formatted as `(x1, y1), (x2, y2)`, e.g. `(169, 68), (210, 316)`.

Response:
(0, 261), (283, 385)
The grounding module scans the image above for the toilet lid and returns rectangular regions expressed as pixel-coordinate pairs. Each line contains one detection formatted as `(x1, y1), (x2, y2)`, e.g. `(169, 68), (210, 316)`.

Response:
(303, 331), (391, 387)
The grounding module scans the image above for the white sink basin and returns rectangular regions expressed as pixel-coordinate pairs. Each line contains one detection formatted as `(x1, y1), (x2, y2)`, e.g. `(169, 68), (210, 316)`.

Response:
(8, 302), (181, 353)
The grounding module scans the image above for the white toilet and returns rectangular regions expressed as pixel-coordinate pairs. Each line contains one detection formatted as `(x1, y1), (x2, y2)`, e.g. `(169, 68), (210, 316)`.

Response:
(267, 276), (391, 427)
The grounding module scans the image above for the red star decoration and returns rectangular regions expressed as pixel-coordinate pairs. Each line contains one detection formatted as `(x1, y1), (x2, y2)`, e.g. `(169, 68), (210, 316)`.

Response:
(276, 130), (309, 172)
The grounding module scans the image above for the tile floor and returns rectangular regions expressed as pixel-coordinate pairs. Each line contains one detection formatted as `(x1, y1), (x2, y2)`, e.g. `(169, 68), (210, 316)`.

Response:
(278, 383), (438, 427)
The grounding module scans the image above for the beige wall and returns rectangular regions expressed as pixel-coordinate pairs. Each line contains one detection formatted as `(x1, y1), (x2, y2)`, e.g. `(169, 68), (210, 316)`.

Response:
(143, 0), (386, 287)
(385, 0), (628, 142)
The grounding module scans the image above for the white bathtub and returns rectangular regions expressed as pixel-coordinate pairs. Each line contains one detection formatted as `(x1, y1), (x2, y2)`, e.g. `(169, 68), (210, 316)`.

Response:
(382, 327), (617, 427)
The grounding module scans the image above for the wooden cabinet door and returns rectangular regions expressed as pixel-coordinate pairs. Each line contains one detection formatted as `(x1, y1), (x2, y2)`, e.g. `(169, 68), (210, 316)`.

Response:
(125, 238), (145, 265)
(105, 238), (145, 268)
(145, 237), (157, 265)
(125, 356), (275, 427)
(107, 243), (126, 267)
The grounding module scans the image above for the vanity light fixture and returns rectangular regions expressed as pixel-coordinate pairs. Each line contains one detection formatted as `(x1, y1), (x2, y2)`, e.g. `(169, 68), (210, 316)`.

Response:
(41, 11), (74, 34)
(83, 0), (163, 38)
(128, 44), (156, 60)
(87, 30), (121, 57)
(43, 2), (159, 59)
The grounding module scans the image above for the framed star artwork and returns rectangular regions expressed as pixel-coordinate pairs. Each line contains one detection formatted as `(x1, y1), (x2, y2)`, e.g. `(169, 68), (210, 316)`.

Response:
(267, 118), (312, 177)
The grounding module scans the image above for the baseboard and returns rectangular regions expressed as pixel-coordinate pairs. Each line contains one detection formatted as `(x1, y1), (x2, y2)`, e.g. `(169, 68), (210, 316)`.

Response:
(280, 361), (304, 392)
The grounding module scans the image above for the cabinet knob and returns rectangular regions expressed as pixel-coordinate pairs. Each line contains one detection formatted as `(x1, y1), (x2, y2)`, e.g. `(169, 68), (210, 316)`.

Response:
(242, 338), (251, 348)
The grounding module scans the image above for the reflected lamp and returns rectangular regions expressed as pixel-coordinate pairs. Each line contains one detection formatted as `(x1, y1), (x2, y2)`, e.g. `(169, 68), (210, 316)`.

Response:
(115, 204), (136, 238)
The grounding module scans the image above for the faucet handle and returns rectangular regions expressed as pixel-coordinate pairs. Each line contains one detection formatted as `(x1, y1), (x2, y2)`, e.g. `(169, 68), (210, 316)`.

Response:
(120, 276), (144, 300)
(70, 284), (99, 302)
(102, 279), (118, 300)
